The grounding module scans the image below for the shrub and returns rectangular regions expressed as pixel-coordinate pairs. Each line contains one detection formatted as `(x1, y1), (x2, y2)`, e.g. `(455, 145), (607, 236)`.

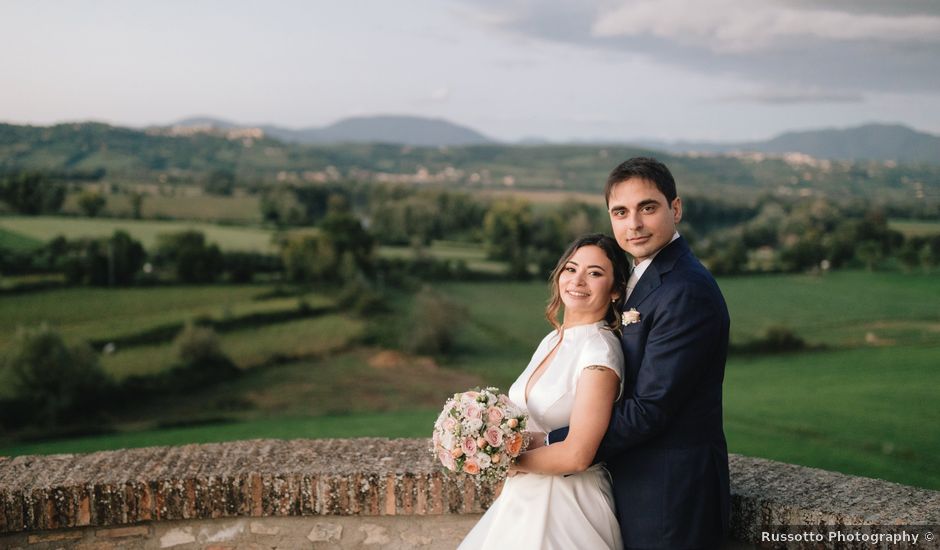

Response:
(170, 322), (239, 387)
(336, 278), (387, 316)
(173, 322), (227, 366)
(1, 324), (112, 427)
(404, 286), (466, 356)
(737, 325), (807, 354)
(78, 190), (107, 217)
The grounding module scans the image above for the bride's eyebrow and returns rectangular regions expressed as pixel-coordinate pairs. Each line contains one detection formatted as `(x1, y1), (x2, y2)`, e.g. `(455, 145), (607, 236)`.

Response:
(566, 260), (607, 271)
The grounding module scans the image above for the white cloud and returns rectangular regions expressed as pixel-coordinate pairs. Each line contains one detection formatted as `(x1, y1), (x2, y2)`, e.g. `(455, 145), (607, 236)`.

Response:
(430, 86), (452, 101)
(718, 87), (864, 104)
(592, 0), (940, 53)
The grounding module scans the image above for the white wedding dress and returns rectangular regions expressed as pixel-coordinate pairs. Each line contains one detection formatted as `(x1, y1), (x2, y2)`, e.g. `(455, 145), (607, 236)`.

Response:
(459, 321), (624, 550)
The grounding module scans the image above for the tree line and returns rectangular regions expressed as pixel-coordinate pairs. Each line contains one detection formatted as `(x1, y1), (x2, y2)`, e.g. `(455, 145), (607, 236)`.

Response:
(2, 173), (938, 288)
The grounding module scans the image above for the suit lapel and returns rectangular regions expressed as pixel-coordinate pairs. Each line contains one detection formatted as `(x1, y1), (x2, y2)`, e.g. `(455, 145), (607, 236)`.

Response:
(624, 237), (689, 310)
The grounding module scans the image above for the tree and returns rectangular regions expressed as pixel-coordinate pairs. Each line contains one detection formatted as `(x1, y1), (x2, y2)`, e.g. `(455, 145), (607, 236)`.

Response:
(205, 169), (236, 196)
(130, 192), (145, 219)
(155, 231), (224, 283)
(281, 232), (337, 283)
(280, 195), (375, 284)
(0, 171), (65, 214)
(318, 195), (374, 273)
(78, 190), (107, 217)
(483, 199), (532, 279)
(61, 231), (146, 286)
(260, 186), (305, 226)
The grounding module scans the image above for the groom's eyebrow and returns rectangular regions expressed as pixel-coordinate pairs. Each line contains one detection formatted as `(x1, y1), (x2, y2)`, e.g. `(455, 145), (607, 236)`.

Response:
(609, 197), (660, 212)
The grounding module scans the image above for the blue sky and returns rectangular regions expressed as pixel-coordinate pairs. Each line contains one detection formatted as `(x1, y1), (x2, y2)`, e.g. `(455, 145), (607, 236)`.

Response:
(2, 0), (939, 142)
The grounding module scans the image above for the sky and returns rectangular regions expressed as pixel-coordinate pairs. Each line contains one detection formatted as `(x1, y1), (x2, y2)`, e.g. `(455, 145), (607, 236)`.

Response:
(2, 0), (939, 143)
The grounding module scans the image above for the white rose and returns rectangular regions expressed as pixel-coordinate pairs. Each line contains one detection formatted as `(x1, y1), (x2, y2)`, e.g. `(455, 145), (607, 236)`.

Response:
(464, 418), (483, 433)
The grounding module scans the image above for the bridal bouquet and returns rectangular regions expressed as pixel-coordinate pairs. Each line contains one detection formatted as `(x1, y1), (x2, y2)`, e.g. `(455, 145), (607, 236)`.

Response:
(431, 387), (528, 482)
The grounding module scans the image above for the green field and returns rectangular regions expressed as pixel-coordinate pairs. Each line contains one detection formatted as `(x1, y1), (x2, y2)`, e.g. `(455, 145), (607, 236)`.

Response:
(889, 219), (940, 238)
(0, 217), (504, 271)
(61, 193), (262, 224)
(0, 285), (331, 354)
(0, 410), (437, 456)
(378, 240), (508, 274)
(0, 215), (276, 252)
(0, 271), (937, 490)
(0, 226), (43, 251)
(101, 315), (365, 378)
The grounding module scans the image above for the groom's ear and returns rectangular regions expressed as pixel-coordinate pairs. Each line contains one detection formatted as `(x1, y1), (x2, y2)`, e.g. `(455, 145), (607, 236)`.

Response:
(672, 197), (683, 224)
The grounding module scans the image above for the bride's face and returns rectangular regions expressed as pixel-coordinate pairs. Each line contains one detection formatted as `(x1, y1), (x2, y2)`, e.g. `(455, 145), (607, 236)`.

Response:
(557, 245), (619, 326)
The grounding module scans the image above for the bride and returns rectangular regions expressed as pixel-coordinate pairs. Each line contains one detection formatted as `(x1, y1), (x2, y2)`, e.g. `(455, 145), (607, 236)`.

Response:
(459, 234), (628, 550)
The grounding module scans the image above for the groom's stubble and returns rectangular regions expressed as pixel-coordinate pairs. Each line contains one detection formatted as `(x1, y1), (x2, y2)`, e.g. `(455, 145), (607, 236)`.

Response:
(607, 177), (683, 264)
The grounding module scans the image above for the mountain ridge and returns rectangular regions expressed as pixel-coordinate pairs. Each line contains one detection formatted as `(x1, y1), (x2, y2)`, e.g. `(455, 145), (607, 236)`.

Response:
(637, 123), (940, 164)
(168, 114), (495, 147)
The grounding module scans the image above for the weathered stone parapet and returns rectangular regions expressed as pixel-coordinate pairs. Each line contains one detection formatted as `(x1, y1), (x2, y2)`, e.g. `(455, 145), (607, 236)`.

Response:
(729, 455), (939, 547)
(0, 438), (938, 549)
(0, 439), (499, 534)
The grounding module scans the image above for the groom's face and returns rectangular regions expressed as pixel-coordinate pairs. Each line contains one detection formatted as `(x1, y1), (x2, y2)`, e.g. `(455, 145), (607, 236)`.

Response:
(607, 177), (682, 264)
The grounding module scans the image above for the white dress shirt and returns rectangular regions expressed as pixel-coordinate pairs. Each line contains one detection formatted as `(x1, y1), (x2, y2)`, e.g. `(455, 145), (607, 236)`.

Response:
(626, 232), (680, 300)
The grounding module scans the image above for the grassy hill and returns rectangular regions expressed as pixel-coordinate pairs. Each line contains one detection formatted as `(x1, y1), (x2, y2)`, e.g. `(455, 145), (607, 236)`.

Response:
(1, 272), (937, 490)
(3, 122), (938, 203)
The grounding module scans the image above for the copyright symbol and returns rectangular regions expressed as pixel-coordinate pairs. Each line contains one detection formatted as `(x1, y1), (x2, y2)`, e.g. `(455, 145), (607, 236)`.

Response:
(926, 531), (934, 542)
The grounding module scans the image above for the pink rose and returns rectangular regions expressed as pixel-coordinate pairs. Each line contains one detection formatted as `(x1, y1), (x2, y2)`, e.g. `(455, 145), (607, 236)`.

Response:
(465, 404), (483, 420)
(442, 417), (457, 432)
(486, 407), (504, 425)
(484, 426), (503, 447)
(462, 436), (477, 456)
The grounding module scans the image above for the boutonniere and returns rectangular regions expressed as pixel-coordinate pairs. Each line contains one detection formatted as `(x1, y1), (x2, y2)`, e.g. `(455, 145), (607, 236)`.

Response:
(621, 308), (641, 326)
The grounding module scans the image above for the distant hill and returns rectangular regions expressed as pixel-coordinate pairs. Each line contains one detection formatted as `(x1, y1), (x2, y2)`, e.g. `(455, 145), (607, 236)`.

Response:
(169, 115), (495, 147)
(2, 121), (938, 204)
(640, 124), (940, 164)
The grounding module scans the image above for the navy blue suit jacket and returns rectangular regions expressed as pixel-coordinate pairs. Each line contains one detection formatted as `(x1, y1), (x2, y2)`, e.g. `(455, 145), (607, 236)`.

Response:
(550, 237), (730, 549)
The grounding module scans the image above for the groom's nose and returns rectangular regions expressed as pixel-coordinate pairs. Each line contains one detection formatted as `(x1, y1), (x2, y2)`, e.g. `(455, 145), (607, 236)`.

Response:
(627, 211), (643, 231)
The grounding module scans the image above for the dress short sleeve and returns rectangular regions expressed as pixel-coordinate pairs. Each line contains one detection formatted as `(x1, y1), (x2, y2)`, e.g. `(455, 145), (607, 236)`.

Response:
(576, 328), (625, 400)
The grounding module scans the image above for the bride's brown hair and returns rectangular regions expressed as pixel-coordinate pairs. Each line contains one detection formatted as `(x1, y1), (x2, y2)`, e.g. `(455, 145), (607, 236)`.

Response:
(545, 234), (629, 332)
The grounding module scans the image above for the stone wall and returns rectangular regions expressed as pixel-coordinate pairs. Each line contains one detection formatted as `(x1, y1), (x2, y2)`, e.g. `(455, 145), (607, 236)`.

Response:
(0, 438), (937, 549)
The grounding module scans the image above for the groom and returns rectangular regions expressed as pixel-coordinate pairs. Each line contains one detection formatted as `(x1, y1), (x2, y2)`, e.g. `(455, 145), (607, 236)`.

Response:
(549, 157), (730, 549)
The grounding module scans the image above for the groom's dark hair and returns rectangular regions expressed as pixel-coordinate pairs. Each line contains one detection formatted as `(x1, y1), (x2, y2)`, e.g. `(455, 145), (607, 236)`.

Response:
(605, 157), (678, 205)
